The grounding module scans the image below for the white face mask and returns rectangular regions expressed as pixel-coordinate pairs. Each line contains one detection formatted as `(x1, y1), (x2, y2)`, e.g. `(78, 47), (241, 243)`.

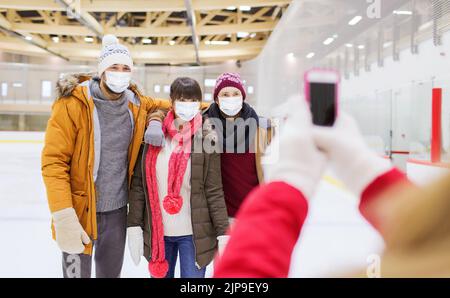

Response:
(218, 96), (243, 117)
(174, 101), (200, 122)
(104, 71), (131, 93)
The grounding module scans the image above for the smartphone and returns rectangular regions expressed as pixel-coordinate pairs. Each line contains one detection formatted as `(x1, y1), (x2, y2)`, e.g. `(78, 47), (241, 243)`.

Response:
(304, 69), (339, 126)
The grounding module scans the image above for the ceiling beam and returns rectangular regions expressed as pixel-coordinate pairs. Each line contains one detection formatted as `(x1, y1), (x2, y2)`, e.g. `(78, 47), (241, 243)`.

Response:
(37, 10), (55, 25)
(0, 0), (291, 12)
(11, 21), (277, 37)
(55, 0), (104, 37)
(0, 10), (11, 30)
(105, 12), (127, 28)
(13, 23), (92, 36)
(0, 36), (264, 64)
(197, 21), (276, 36)
(0, 12), (69, 60)
(152, 12), (172, 27)
(244, 7), (272, 24)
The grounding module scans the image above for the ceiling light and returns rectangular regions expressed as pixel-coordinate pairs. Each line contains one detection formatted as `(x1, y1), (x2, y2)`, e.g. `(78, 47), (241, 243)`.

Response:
(323, 37), (334, 45)
(211, 41), (229, 45)
(205, 40), (230, 45)
(84, 37), (94, 43)
(142, 38), (152, 44)
(358, 45), (365, 49)
(348, 15), (362, 26)
(240, 6), (251, 11)
(25, 36), (32, 41)
(393, 10), (413, 15)
(52, 36), (59, 43)
(226, 6), (237, 10)
(306, 52), (315, 59)
(237, 32), (249, 38)
(383, 41), (392, 48)
(169, 40), (176, 46)
(345, 43), (353, 48)
(250, 33), (257, 38)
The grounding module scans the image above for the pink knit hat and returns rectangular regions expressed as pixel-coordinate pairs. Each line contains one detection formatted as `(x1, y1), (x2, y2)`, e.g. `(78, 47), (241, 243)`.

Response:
(213, 72), (247, 101)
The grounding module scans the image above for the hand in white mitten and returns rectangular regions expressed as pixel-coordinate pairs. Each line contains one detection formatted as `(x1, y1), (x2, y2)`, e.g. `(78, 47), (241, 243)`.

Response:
(127, 226), (144, 266)
(312, 113), (393, 199)
(263, 96), (327, 199)
(144, 120), (165, 147)
(52, 208), (91, 254)
(217, 235), (230, 256)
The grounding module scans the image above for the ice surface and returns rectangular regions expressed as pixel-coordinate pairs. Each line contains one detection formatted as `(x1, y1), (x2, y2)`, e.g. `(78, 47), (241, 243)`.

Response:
(0, 132), (383, 278)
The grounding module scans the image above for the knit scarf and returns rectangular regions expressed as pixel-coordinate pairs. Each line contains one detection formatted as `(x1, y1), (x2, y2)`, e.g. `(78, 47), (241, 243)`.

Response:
(145, 110), (202, 278)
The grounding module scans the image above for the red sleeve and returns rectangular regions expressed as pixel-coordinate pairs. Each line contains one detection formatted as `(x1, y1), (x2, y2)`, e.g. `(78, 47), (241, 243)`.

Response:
(213, 181), (309, 278)
(359, 168), (411, 231)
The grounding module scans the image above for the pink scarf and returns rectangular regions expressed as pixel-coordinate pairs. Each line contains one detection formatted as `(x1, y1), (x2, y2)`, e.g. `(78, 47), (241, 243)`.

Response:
(145, 110), (202, 278)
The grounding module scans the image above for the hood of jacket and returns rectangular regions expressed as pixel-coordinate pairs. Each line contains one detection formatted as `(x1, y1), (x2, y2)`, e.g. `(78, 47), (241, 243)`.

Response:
(56, 72), (143, 99)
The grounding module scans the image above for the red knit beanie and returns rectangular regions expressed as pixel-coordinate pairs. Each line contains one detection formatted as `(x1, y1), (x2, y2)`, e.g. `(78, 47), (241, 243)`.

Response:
(213, 72), (247, 101)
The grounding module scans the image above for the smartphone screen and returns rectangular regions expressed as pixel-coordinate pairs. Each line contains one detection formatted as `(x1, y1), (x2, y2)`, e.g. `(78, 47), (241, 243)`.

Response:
(309, 82), (336, 126)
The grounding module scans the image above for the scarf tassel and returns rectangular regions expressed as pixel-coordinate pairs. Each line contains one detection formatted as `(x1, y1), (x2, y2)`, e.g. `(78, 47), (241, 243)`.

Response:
(163, 195), (183, 214)
(149, 260), (169, 278)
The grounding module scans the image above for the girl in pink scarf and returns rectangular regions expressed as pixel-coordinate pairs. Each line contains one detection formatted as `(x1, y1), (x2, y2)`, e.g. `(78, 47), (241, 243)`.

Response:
(127, 77), (230, 278)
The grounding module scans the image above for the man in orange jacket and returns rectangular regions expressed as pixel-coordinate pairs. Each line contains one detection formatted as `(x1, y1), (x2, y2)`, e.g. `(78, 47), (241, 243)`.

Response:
(41, 34), (170, 278)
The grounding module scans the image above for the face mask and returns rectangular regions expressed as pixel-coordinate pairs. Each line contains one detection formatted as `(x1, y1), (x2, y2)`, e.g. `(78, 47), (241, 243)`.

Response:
(104, 71), (131, 93)
(218, 96), (243, 117)
(174, 101), (200, 122)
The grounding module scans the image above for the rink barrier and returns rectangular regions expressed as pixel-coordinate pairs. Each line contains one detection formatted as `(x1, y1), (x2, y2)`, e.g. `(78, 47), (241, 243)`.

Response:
(0, 140), (44, 143)
(407, 159), (450, 169)
(431, 88), (442, 163)
(407, 159), (450, 186)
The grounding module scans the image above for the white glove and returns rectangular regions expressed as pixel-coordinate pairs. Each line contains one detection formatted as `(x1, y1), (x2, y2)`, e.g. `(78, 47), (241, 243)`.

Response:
(263, 96), (327, 199)
(312, 113), (393, 199)
(127, 226), (144, 266)
(52, 207), (91, 254)
(217, 235), (230, 256)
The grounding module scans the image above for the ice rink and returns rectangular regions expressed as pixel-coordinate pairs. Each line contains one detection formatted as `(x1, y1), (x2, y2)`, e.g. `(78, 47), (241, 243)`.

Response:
(0, 131), (384, 278)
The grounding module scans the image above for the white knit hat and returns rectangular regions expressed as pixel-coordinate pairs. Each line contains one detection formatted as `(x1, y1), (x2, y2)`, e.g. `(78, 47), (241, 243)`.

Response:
(98, 34), (133, 75)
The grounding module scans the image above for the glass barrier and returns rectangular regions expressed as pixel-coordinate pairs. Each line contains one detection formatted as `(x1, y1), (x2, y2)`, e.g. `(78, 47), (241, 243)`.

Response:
(342, 80), (449, 167)
(341, 89), (392, 157)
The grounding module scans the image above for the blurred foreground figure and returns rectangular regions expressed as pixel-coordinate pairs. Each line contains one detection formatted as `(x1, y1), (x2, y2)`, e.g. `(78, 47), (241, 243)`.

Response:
(214, 96), (450, 278)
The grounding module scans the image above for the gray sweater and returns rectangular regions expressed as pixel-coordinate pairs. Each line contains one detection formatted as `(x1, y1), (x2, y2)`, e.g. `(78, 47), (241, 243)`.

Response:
(90, 78), (133, 212)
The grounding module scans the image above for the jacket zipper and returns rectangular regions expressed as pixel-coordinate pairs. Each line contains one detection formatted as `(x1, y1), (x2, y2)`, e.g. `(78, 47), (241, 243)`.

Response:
(87, 99), (95, 242)
(190, 206), (200, 269)
(189, 152), (200, 269)
(141, 144), (153, 258)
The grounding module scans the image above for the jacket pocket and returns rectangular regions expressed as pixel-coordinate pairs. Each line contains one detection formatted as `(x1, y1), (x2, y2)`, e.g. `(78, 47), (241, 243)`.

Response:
(71, 191), (88, 225)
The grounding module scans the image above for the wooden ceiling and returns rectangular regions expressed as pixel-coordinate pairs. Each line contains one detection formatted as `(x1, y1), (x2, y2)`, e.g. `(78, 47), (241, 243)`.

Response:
(0, 0), (291, 65)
